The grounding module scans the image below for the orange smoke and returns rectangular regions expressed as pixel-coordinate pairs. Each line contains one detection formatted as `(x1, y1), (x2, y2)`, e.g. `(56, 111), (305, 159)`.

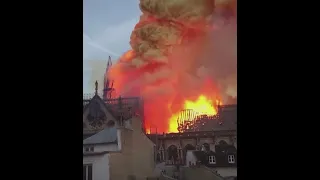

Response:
(107, 0), (236, 133)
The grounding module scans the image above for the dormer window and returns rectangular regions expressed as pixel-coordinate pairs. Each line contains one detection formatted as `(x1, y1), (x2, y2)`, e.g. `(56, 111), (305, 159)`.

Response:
(84, 146), (94, 152)
(209, 156), (216, 164)
(228, 155), (235, 163)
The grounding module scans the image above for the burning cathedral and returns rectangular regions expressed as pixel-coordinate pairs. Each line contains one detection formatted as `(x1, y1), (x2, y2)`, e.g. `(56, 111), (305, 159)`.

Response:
(83, 56), (237, 169)
(84, 1), (237, 178)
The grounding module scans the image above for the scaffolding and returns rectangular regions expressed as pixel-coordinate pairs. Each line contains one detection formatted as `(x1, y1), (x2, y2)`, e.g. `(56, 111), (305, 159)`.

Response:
(177, 109), (219, 132)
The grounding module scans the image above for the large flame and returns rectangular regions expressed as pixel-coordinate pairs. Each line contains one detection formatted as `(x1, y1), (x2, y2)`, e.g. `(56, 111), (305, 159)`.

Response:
(168, 95), (220, 132)
(107, 0), (236, 133)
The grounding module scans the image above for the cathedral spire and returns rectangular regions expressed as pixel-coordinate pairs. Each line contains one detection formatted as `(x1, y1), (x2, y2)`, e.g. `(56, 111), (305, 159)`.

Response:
(107, 56), (112, 70)
(103, 56), (114, 100)
(95, 80), (98, 95)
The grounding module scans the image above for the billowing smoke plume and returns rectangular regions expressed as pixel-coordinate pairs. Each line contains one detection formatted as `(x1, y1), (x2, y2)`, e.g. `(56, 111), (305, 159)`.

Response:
(108, 0), (236, 132)
(196, 16), (237, 103)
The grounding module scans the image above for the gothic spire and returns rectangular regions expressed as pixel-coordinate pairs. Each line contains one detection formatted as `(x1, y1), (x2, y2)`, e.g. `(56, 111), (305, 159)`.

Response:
(107, 56), (112, 69)
(95, 80), (98, 95)
(103, 56), (114, 100)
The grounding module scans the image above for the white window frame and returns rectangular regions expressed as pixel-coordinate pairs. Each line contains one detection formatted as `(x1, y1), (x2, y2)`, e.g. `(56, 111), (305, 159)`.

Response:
(83, 164), (93, 180)
(208, 155), (216, 164)
(228, 155), (235, 163)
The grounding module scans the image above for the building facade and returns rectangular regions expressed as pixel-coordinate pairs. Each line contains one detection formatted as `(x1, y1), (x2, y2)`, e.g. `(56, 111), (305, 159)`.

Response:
(83, 90), (156, 180)
(147, 105), (237, 165)
(147, 105), (237, 179)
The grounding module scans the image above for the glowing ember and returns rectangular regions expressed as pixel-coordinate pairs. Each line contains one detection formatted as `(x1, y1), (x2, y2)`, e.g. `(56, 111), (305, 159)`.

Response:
(169, 95), (220, 132)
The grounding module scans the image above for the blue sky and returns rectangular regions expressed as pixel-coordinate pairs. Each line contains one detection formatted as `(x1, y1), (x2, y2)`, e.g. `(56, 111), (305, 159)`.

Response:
(83, 0), (141, 93)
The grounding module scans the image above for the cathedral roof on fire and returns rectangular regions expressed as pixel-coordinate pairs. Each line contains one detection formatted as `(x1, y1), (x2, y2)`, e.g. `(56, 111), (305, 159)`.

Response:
(197, 104), (237, 131)
(83, 127), (118, 145)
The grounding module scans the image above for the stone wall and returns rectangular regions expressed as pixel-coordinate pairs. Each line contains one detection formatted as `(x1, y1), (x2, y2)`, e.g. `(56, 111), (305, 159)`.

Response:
(109, 128), (134, 180)
(131, 117), (156, 180)
(109, 117), (156, 180)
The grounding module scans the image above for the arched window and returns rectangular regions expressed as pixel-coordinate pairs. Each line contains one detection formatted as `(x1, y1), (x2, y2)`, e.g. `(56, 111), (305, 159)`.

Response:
(183, 144), (195, 162)
(167, 145), (178, 161)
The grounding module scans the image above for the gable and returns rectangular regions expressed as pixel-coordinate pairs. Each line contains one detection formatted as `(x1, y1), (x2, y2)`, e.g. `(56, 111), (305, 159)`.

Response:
(83, 95), (117, 131)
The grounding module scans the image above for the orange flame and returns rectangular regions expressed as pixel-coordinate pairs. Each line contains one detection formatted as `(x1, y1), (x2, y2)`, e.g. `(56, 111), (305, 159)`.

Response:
(168, 95), (220, 132)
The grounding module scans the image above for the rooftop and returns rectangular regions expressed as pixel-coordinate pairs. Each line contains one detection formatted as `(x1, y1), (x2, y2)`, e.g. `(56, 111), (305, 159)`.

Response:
(83, 127), (118, 145)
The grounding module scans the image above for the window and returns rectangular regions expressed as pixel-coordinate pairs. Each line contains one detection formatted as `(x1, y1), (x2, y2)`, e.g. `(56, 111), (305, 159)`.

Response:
(209, 156), (216, 164)
(84, 146), (94, 152)
(228, 155), (235, 163)
(83, 164), (92, 180)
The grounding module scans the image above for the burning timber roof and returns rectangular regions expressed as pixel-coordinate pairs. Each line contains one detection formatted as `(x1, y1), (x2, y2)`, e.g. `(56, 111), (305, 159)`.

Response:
(196, 105), (237, 131)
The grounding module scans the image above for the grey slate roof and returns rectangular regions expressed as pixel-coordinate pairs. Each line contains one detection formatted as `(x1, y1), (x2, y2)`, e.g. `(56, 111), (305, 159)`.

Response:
(83, 132), (96, 140)
(83, 127), (118, 145)
(193, 145), (237, 168)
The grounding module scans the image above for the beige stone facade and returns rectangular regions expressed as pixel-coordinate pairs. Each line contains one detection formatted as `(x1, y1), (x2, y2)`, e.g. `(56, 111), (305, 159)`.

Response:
(108, 117), (155, 180)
